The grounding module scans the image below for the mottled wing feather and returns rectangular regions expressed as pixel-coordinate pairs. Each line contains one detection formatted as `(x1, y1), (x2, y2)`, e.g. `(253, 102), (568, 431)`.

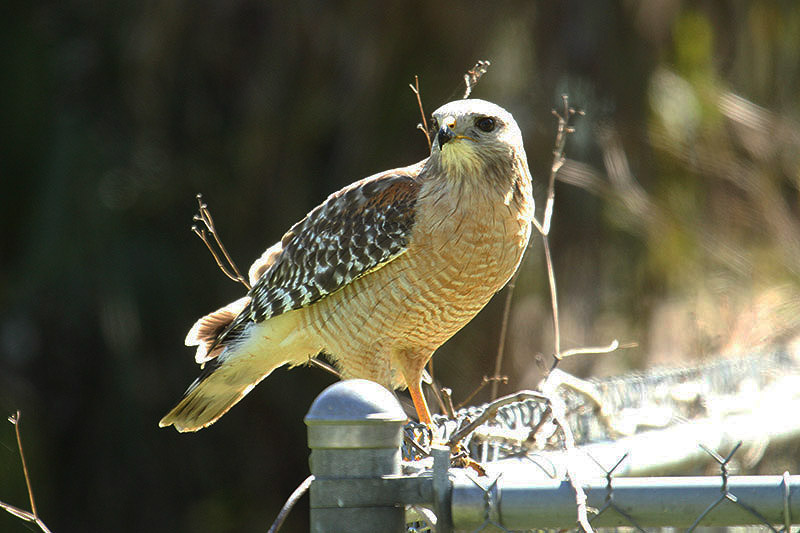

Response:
(247, 242), (282, 287)
(246, 169), (422, 324)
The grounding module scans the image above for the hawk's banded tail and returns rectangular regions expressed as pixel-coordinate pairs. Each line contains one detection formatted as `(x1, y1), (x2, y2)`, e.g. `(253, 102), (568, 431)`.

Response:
(159, 301), (318, 432)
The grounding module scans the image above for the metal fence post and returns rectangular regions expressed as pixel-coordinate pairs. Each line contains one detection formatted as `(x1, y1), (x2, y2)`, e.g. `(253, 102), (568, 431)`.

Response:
(305, 379), (408, 533)
(432, 444), (454, 532)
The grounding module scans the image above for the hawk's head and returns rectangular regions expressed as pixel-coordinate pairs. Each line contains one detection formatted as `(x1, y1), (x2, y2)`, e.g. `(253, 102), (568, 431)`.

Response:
(429, 99), (526, 177)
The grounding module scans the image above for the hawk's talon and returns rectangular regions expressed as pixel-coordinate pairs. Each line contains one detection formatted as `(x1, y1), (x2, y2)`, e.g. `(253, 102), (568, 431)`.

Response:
(449, 442), (487, 476)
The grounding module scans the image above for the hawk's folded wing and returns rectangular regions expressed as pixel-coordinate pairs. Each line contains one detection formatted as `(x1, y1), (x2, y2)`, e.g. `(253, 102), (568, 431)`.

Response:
(204, 165), (424, 357)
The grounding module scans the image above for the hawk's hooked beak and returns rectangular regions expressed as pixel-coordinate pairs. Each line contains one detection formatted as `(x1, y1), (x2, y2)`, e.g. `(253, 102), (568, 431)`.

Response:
(437, 125), (455, 147)
(437, 116), (456, 148)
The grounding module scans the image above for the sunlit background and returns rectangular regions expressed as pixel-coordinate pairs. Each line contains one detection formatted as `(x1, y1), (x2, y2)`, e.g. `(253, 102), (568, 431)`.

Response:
(2, 2), (799, 531)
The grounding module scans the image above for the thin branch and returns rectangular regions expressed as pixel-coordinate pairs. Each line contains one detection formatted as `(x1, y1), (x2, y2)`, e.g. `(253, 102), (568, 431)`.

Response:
(308, 357), (341, 378)
(13, 412), (36, 517)
(539, 96), (586, 374)
(548, 394), (595, 533)
(267, 475), (314, 533)
(524, 403), (553, 446)
(542, 368), (622, 439)
(403, 432), (430, 459)
(192, 194), (251, 290)
(408, 76), (432, 150)
(538, 97), (581, 367)
(429, 383), (450, 419)
(0, 500), (36, 522)
(558, 340), (638, 360)
(446, 390), (549, 448)
(542, 96), (581, 235)
(460, 375), (508, 410)
(424, 360), (452, 417)
(463, 60), (491, 99)
(542, 237), (561, 360)
(440, 387), (456, 419)
(490, 278), (515, 400)
(545, 320), (632, 373)
(1, 412), (53, 533)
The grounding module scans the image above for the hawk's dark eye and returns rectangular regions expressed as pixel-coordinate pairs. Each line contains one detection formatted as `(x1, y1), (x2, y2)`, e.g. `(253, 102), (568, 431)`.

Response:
(476, 117), (495, 132)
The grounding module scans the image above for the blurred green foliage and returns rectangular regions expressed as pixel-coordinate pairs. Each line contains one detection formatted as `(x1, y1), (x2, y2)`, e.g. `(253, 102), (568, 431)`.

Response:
(1, 1), (799, 531)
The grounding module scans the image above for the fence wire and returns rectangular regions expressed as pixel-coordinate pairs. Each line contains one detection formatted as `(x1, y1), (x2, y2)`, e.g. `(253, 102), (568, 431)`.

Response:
(400, 348), (800, 533)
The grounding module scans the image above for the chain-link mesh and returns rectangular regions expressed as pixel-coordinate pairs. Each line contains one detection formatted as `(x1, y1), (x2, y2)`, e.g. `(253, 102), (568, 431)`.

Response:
(403, 349), (799, 462)
(397, 348), (800, 532)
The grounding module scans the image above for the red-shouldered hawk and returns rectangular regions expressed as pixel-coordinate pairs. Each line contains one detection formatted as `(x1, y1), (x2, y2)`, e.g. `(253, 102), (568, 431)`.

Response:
(160, 99), (534, 432)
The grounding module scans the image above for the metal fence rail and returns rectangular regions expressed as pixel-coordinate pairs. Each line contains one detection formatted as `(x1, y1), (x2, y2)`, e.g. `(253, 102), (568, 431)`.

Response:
(448, 471), (798, 530)
(303, 349), (800, 532)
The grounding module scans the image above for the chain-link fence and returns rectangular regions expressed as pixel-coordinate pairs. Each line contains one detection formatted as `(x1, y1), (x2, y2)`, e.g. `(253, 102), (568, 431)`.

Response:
(302, 347), (800, 532)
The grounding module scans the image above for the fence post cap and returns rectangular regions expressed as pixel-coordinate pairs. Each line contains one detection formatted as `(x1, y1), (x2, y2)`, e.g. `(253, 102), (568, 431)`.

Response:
(305, 379), (408, 449)
(305, 379), (407, 425)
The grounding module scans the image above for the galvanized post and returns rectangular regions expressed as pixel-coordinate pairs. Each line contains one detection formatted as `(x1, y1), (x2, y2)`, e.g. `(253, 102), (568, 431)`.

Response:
(305, 379), (408, 533)
(432, 444), (454, 532)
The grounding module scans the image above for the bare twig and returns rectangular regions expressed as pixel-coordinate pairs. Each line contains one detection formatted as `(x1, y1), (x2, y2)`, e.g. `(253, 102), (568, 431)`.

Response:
(524, 403), (554, 445)
(548, 394), (595, 533)
(403, 432), (430, 459)
(192, 194), (251, 290)
(458, 375), (508, 410)
(409, 76), (432, 150)
(446, 390), (549, 448)
(308, 357), (341, 378)
(428, 383), (450, 419)
(424, 359), (451, 416)
(440, 387), (456, 419)
(542, 368), (626, 439)
(559, 340), (637, 360)
(542, 236), (561, 361)
(539, 96), (583, 369)
(542, 96), (581, 235)
(13, 412), (36, 517)
(547, 339), (635, 376)
(1, 412), (53, 533)
(490, 279), (516, 400)
(463, 60), (491, 99)
(267, 475), (314, 533)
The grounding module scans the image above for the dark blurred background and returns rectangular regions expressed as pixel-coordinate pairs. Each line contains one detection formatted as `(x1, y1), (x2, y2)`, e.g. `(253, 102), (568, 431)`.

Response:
(2, 1), (800, 531)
